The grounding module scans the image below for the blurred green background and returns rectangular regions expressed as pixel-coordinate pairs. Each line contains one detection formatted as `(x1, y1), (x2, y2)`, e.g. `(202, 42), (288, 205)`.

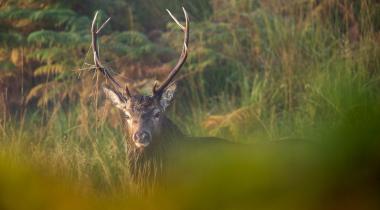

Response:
(0, 0), (380, 209)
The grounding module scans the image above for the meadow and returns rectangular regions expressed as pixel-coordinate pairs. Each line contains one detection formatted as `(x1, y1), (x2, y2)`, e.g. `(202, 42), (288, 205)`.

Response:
(0, 0), (380, 209)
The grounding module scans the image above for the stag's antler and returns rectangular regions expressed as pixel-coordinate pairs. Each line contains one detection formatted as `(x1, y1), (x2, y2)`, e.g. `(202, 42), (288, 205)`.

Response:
(91, 11), (131, 98)
(153, 7), (189, 97)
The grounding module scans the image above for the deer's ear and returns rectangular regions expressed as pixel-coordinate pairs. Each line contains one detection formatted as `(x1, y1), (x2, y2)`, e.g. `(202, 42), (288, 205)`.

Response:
(159, 83), (176, 110)
(103, 86), (126, 110)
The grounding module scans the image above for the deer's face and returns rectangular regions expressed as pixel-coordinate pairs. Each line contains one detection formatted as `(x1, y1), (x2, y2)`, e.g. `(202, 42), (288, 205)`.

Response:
(103, 85), (176, 148)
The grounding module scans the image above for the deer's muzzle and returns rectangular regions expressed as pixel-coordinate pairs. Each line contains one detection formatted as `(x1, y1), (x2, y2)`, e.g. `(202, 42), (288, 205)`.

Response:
(133, 131), (151, 148)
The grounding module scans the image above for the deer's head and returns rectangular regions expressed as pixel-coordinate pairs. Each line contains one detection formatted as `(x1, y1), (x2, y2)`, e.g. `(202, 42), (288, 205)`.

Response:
(102, 84), (177, 148)
(91, 8), (189, 148)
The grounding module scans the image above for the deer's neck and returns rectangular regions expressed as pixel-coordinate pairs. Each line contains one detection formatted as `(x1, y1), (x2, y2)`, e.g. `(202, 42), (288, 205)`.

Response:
(158, 116), (184, 140)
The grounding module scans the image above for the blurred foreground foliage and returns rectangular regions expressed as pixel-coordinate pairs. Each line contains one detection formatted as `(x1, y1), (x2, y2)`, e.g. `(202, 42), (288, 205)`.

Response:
(1, 101), (379, 209)
(0, 0), (380, 209)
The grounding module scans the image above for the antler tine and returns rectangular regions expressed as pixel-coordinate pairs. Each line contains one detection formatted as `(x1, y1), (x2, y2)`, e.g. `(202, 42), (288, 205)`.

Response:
(153, 7), (189, 97)
(91, 11), (131, 98)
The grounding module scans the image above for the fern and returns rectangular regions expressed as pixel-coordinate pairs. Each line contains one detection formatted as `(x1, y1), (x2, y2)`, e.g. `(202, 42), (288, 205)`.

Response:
(69, 16), (91, 32)
(0, 32), (23, 47)
(30, 9), (76, 26)
(203, 105), (263, 139)
(107, 31), (156, 60)
(26, 81), (68, 107)
(28, 48), (71, 63)
(26, 82), (51, 103)
(27, 30), (82, 47)
(0, 61), (16, 79)
(34, 64), (66, 76)
(0, 7), (34, 20)
(0, 7), (76, 27)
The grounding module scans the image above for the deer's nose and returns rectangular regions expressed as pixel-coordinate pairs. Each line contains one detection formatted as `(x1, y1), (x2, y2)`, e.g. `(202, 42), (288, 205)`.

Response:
(133, 131), (151, 147)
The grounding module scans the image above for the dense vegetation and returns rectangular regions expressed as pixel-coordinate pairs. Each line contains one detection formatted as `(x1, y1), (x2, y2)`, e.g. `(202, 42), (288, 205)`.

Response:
(0, 0), (380, 209)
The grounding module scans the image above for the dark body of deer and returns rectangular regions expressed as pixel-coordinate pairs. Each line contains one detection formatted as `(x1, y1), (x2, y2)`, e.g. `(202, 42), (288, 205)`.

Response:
(125, 115), (229, 188)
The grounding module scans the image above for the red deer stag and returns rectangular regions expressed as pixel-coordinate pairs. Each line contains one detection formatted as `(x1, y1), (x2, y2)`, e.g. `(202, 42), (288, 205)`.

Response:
(90, 8), (225, 187)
